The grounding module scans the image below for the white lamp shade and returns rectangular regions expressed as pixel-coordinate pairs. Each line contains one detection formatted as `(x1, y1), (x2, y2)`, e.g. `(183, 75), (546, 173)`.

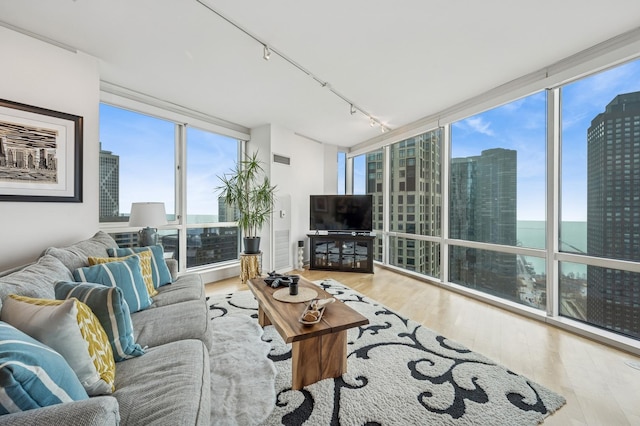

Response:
(129, 202), (168, 228)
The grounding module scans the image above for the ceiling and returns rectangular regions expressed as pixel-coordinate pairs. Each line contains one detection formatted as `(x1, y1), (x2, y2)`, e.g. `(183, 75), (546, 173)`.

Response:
(2, 1), (640, 148)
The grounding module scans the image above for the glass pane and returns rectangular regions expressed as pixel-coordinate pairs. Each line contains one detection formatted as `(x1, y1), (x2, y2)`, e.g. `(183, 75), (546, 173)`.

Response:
(188, 226), (239, 268)
(337, 152), (346, 195)
(561, 59), (640, 261)
(109, 230), (177, 261)
(358, 149), (384, 261)
(373, 233), (382, 262)
(186, 127), (238, 225)
(389, 236), (440, 278)
(560, 261), (640, 339)
(158, 229), (179, 260)
(389, 129), (442, 237)
(364, 149), (384, 232)
(450, 93), (547, 249)
(99, 104), (175, 222)
(353, 154), (366, 195)
(449, 246), (546, 309)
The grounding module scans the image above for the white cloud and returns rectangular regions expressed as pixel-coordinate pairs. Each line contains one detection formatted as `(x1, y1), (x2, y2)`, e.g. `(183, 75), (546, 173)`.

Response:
(464, 117), (494, 136)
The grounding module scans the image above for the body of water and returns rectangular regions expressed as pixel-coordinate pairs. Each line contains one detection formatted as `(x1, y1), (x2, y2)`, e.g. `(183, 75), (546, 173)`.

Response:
(517, 220), (587, 277)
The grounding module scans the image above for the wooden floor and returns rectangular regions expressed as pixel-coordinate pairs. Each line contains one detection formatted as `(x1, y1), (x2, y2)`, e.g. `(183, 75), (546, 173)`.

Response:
(205, 266), (640, 426)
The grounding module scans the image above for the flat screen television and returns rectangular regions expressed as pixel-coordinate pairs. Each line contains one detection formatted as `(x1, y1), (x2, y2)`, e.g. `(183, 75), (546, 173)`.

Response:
(309, 195), (373, 232)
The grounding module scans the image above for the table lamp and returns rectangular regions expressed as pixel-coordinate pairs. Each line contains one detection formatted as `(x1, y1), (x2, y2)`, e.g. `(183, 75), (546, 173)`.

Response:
(129, 202), (168, 247)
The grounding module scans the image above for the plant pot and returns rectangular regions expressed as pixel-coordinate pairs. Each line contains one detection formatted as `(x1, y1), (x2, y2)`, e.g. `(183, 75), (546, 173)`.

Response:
(243, 237), (261, 254)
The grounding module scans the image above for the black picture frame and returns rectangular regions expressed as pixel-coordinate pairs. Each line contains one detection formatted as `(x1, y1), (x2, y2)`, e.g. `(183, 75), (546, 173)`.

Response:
(0, 98), (83, 202)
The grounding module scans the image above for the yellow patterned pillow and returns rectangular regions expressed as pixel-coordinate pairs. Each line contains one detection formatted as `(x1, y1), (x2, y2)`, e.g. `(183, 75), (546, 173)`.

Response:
(1, 294), (116, 395)
(89, 251), (158, 297)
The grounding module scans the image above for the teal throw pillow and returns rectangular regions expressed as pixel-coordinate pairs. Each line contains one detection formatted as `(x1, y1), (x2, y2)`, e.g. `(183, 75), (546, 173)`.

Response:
(73, 255), (152, 313)
(0, 321), (88, 414)
(55, 281), (145, 362)
(108, 245), (172, 288)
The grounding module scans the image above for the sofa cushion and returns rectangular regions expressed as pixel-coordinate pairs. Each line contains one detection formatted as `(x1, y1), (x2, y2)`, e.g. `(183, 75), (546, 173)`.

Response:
(0, 255), (72, 306)
(131, 299), (212, 350)
(113, 339), (210, 426)
(1, 295), (115, 396)
(55, 281), (145, 362)
(73, 256), (152, 313)
(0, 395), (119, 426)
(0, 321), (88, 414)
(151, 273), (204, 307)
(89, 251), (158, 298)
(107, 245), (172, 288)
(45, 231), (118, 272)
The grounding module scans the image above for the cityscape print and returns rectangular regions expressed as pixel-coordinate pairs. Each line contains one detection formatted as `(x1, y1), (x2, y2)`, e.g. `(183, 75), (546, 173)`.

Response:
(0, 120), (58, 184)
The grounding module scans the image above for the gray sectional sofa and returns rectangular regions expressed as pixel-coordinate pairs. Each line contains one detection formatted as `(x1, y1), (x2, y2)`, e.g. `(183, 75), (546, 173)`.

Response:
(0, 231), (213, 425)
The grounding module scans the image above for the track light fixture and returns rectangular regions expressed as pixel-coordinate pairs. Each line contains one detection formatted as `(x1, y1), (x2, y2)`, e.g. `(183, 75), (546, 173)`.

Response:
(196, 0), (392, 135)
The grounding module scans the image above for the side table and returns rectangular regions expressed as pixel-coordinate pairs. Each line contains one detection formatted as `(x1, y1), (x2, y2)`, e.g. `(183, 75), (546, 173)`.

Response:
(240, 251), (262, 283)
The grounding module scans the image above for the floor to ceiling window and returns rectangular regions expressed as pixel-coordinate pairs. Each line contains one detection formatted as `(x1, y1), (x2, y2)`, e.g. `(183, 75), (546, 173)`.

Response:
(184, 126), (239, 268)
(449, 92), (547, 309)
(337, 151), (346, 195)
(388, 130), (442, 278)
(346, 55), (640, 351)
(560, 58), (640, 339)
(354, 150), (384, 261)
(99, 103), (179, 254)
(99, 102), (241, 271)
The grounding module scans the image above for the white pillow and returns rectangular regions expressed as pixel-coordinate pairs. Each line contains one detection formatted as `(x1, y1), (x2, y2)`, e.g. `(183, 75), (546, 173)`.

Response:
(0, 295), (116, 396)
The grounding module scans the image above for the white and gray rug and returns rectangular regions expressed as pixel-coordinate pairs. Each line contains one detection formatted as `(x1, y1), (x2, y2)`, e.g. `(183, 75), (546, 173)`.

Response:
(209, 279), (566, 425)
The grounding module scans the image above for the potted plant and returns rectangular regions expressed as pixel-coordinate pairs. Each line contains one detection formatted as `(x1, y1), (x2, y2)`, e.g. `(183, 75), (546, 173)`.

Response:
(217, 151), (277, 254)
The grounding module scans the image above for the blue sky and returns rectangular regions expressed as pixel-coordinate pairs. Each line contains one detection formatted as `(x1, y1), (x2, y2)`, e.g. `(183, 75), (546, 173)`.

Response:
(99, 104), (237, 217)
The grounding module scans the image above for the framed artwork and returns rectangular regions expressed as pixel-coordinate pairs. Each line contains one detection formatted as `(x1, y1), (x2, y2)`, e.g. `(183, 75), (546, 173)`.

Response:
(0, 99), (83, 202)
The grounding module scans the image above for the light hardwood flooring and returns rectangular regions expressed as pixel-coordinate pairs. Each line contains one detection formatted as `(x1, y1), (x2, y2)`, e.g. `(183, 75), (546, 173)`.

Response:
(205, 266), (640, 426)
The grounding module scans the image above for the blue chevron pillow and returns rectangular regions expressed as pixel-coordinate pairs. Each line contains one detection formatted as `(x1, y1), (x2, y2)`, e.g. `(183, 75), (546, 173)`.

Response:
(0, 321), (88, 414)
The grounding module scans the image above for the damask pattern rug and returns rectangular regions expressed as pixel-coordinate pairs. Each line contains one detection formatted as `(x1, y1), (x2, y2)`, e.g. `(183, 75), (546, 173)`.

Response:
(209, 279), (565, 425)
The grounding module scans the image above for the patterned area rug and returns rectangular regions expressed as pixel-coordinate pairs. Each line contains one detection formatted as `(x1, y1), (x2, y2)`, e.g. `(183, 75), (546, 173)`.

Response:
(209, 279), (566, 425)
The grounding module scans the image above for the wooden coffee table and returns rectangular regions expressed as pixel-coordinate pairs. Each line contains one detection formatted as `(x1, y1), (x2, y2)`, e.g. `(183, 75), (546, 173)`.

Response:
(247, 277), (369, 390)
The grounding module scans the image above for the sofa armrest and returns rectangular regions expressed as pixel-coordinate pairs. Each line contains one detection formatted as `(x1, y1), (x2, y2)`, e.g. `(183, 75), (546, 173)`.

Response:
(165, 258), (178, 281)
(0, 396), (119, 426)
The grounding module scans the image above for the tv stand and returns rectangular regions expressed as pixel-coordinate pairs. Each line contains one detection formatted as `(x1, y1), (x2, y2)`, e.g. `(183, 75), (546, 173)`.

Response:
(308, 233), (374, 273)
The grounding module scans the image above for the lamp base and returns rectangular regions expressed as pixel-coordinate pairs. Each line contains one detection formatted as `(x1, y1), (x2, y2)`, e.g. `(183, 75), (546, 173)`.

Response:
(138, 227), (158, 247)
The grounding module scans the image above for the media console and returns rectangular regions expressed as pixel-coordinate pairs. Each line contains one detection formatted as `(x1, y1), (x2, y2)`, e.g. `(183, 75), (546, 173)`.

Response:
(308, 233), (375, 273)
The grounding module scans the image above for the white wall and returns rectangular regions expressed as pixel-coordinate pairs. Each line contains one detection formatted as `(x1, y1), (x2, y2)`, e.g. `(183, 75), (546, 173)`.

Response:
(248, 124), (332, 269)
(0, 27), (100, 270)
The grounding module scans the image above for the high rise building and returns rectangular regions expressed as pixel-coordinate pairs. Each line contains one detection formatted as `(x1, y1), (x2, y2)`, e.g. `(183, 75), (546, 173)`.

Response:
(366, 129), (442, 276)
(587, 91), (640, 338)
(99, 145), (120, 221)
(450, 148), (518, 299)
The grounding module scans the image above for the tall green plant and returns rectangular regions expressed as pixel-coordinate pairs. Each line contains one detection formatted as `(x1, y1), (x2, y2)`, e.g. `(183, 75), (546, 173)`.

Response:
(216, 151), (276, 238)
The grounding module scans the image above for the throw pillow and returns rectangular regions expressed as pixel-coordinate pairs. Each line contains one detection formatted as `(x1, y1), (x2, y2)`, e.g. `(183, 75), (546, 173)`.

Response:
(0, 254), (73, 306)
(1, 295), (115, 396)
(44, 231), (119, 272)
(73, 255), (152, 313)
(107, 245), (172, 288)
(55, 281), (145, 362)
(89, 251), (158, 298)
(0, 321), (88, 414)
